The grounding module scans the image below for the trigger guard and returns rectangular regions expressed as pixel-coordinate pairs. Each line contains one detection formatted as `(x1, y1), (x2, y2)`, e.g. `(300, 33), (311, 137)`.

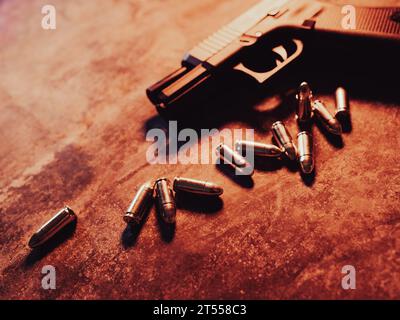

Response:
(234, 39), (304, 83)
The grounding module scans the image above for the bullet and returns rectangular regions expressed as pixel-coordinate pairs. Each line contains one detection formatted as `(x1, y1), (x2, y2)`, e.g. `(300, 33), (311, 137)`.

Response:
(173, 177), (223, 196)
(335, 87), (350, 117)
(216, 143), (254, 176)
(155, 178), (176, 224)
(28, 206), (76, 249)
(296, 82), (313, 122)
(312, 100), (342, 135)
(235, 140), (283, 158)
(271, 121), (297, 161)
(124, 182), (154, 225)
(297, 131), (314, 174)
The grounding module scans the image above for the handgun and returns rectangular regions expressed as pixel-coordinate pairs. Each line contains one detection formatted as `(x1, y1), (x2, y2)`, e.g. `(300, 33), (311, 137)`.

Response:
(146, 0), (400, 111)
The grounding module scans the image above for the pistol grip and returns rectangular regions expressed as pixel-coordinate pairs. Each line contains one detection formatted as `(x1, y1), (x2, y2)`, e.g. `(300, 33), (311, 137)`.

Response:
(314, 5), (400, 42)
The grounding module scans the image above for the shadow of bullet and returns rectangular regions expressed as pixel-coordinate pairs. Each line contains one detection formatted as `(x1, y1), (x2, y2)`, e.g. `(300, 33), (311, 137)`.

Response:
(270, 136), (299, 173)
(336, 113), (352, 133)
(300, 168), (316, 187)
(216, 163), (254, 189)
(155, 208), (176, 243)
(121, 210), (151, 249)
(23, 219), (77, 268)
(175, 192), (223, 214)
(315, 120), (344, 149)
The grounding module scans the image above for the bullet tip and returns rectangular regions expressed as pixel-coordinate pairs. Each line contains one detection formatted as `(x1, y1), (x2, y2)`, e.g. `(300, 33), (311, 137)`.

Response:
(285, 145), (298, 161)
(123, 213), (137, 225)
(299, 82), (311, 95)
(241, 164), (254, 177)
(329, 120), (343, 135)
(161, 204), (176, 224)
(28, 233), (40, 249)
(300, 156), (314, 174)
(209, 185), (224, 196)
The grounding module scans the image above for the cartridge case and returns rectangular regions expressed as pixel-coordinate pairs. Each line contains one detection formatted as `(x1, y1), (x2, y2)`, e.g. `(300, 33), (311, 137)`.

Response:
(296, 82), (313, 122)
(173, 177), (223, 196)
(271, 121), (297, 161)
(235, 140), (283, 158)
(297, 131), (314, 174)
(216, 143), (254, 176)
(335, 87), (350, 117)
(124, 182), (154, 225)
(155, 178), (176, 224)
(312, 100), (342, 135)
(28, 206), (76, 248)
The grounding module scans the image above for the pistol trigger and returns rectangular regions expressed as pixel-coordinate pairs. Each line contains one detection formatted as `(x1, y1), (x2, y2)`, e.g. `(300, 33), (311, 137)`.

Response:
(272, 45), (287, 62)
(233, 39), (304, 84)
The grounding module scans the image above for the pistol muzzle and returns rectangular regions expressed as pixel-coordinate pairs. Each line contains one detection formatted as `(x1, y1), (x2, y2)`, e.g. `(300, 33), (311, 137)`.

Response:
(146, 66), (190, 107)
(146, 63), (212, 109)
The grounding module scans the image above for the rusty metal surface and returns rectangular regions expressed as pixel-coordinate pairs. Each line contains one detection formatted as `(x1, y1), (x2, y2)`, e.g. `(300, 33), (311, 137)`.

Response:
(0, 0), (399, 299)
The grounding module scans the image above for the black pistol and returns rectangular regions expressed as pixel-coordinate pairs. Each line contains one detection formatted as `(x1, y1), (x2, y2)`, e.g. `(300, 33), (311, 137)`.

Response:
(147, 0), (400, 111)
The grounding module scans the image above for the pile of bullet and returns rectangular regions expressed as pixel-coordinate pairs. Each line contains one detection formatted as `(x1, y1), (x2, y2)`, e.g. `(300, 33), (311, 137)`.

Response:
(28, 83), (350, 248)
(124, 177), (223, 227)
(216, 82), (350, 176)
(29, 178), (223, 248)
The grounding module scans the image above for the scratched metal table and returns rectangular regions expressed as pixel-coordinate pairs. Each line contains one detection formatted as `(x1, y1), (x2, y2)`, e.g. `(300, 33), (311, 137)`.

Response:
(0, 0), (399, 299)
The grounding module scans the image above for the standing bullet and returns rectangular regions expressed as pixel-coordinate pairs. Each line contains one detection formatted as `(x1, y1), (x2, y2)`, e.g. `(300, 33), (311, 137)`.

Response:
(155, 178), (176, 224)
(216, 143), (254, 176)
(297, 131), (314, 174)
(173, 177), (223, 196)
(271, 121), (298, 161)
(312, 100), (342, 135)
(335, 87), (350, 118)
(235, 140), (284, 158)
(124, 182), (154, 225)
(296, 82), (313, 122)
(28, 206), (76, 249)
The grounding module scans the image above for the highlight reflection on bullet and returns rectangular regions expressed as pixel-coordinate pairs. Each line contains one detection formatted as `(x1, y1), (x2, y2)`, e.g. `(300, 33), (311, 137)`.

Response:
(155, 178), (176, 224)
(297, 131), (314, 174)
(312, 100), (342, 135)
(271, 121), (297, 161)
(124, 182), (154, 225)
(296, 82), (313, 123)
(335, 87), (350, 118)
(216, 143), (254, 176)
(173, 177), (223, 196)
(235, 140), (284, 158)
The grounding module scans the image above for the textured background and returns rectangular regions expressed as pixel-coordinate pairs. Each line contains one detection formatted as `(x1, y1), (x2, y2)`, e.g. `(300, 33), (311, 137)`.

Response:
(0, 0), (399, 299)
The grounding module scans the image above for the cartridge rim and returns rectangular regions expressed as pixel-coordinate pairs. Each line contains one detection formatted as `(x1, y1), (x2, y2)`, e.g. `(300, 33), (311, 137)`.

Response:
(172, 177), (181, 191)
(335, 87), (349, 115)
(271, 121), (283, 128)
(123, 213), (140, 224)
(297, 131), (311, 138)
